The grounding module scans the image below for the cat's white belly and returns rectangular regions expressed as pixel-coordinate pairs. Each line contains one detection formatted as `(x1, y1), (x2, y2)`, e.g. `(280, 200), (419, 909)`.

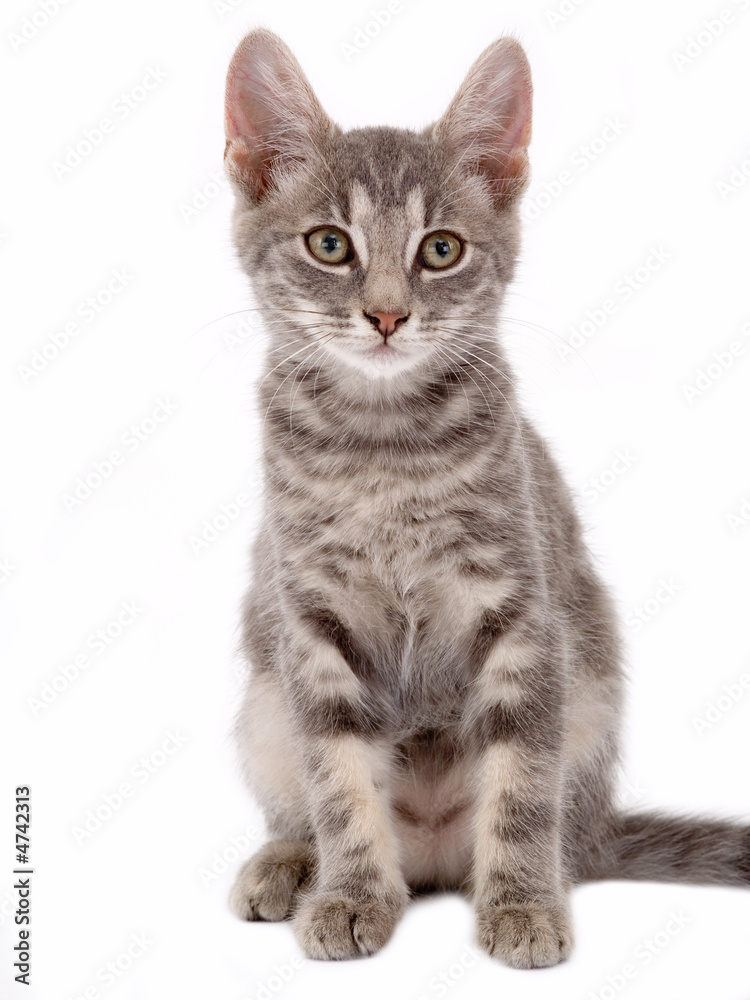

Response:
(390, 757), (477, 889)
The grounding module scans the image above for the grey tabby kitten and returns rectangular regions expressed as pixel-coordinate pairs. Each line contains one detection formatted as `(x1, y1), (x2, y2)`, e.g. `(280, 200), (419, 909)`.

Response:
(224, 30), (749, 968)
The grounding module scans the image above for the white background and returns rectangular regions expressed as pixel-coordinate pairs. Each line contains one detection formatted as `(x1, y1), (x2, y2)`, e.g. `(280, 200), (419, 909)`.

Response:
(3, 0), (750, 997)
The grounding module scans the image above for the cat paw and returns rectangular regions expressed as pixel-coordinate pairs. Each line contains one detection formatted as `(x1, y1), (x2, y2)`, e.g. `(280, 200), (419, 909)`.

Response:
(293, 891), (403, 960)
(229, 840), (313, 922)
(475, 902), (573, 969)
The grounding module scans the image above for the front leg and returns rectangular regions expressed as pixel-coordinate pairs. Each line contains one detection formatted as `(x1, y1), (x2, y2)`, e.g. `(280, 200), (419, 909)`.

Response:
(294, 733), (408, 959)
(282, 609), (408, 959)
(470, 615), (573, 968)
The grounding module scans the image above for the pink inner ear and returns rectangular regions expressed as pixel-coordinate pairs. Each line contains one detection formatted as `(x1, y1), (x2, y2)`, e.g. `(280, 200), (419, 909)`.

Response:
(225, 69), (250, 141)
(224, 64), (277, 200)
(500, 86), (532, 158)
(225, 63), (278, 147)
(477, 59), (532, 164)
(436, 39), (533, 203)
(224, 38), (298, 200)
(224, 31), (333, 203)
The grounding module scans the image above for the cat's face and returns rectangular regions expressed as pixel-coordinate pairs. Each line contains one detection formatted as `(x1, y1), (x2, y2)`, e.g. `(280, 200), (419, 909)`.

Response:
(225, 31), (532, 383)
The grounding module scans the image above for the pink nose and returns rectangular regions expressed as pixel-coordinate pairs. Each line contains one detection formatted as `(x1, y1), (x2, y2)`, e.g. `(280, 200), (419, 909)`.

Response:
(364, 311), (409, 339)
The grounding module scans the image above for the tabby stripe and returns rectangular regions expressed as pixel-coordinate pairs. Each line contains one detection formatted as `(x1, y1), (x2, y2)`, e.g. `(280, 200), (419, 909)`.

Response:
(290, 691), (385, 738)
(475, 697), (558, 751)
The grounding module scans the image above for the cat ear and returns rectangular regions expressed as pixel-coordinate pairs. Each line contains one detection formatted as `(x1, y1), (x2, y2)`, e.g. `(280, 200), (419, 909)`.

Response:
(224, 29), (335, 203)
(433, 38), (533, 208)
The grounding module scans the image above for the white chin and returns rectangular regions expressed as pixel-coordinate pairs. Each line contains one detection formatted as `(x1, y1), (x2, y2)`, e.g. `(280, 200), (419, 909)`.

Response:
(329, 342), (423, 379)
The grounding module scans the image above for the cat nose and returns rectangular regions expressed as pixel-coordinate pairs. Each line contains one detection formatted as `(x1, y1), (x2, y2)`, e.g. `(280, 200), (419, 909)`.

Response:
(364, 310), (410, 340)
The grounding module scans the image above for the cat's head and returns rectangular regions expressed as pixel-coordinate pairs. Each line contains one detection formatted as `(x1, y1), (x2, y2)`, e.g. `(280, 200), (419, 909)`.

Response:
(224, 30), (532, 383)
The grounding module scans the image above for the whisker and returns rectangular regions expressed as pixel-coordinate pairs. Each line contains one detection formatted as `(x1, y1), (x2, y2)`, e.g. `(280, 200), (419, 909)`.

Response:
(189, 307), (266, 339)
(438, 340), (529, 473)
(435, 343), (498, 433)
(288, 344), (330, 460)
(254, 329), (340, 394)
(260, 344), (325, 440)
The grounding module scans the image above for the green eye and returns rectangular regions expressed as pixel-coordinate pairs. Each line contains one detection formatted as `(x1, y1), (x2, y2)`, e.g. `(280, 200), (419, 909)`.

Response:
(420, 232), (462, 270)
(306, 227), (351, 265)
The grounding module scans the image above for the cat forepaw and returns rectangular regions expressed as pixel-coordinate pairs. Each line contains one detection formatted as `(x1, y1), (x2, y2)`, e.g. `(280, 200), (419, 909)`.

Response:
(293, 890), (403, 960)
(475, 902), (573, 968)
(229, 839), (313, 922)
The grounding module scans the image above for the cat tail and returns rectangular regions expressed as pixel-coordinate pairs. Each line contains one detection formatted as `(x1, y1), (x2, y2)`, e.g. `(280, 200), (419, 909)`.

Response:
(588, 811), (750, 886)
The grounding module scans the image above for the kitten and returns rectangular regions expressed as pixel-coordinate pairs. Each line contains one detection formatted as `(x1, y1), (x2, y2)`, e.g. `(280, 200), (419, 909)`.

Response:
(223, 30), (750, 967)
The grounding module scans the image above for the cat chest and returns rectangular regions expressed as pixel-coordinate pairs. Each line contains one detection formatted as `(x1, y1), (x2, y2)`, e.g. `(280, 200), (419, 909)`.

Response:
(273, 475), (519, 672)
(280, 508), (517, 698)
(282, 478), (512, 582)
(274, 440), (510, 562)
(290, 506), (512, 610)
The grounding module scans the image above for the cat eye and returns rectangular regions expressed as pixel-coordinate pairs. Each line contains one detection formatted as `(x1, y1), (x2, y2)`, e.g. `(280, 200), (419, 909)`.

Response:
(306, 227), (352, 265)
(419, 232), (462, 270)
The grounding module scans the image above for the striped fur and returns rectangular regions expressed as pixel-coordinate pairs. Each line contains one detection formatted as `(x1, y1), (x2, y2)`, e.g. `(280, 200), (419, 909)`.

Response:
(224, 30), (749, 967)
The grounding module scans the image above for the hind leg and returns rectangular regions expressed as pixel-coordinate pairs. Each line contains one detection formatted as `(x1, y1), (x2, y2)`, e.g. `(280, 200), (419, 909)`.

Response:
(231, 670), (315, 920)
(230, 839), (315, 920)
(235, 669), (312, 834)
